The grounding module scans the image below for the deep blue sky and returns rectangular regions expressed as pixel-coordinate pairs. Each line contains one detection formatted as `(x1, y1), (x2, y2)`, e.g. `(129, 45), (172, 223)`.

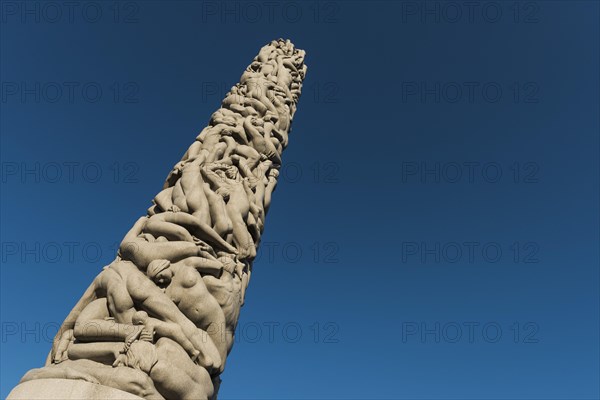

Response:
(1, 1), (599, 399)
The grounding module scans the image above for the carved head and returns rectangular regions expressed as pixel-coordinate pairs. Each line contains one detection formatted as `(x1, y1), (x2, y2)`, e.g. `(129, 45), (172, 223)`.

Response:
(250, 116), (264, 127)
(218, 256), (236, 276)
(212, 110), (237, 127)
(147, 259), (173, 287)
(224, 165), (239, 180)
(249, 61), (261, 72)
(132, 310), (149, 325)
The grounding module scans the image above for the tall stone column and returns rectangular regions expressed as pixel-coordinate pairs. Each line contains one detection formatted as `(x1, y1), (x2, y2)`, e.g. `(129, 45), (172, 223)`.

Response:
(8, 39), (307, 400)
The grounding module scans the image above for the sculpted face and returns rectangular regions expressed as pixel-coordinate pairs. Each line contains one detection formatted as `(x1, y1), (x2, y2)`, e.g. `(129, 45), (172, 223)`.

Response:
(223, 116), (237, 126)
(154, 268), (173, 287)
(212, 111), (237, 127)
(251, 116), (264, 127)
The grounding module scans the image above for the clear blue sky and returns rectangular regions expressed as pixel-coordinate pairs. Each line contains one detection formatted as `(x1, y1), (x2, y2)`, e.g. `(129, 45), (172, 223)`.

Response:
(1, 1), (599, 399)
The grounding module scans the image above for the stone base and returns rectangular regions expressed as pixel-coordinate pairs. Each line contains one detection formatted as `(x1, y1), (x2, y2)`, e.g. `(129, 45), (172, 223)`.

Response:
(7, 379), (143, 399)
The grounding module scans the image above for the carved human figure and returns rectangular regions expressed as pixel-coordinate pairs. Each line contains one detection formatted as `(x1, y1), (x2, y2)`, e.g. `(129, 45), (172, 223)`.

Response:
(48, 337), (215, 399)
(50, 259), (221, 373)
(145, 210), (235, 253)
(64, 296), (219, 371)
(240, 63), (280, 117)
(202, 163), (256, 260)
(119, 215), (237, 271)
(222, 85), (266, 118)
(243, 113), (282, 165)
(202, 255), (244, 335)
(118, 217), (204, 270)
(114, 337), (215, 400)
(146, 259), (229, 368)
